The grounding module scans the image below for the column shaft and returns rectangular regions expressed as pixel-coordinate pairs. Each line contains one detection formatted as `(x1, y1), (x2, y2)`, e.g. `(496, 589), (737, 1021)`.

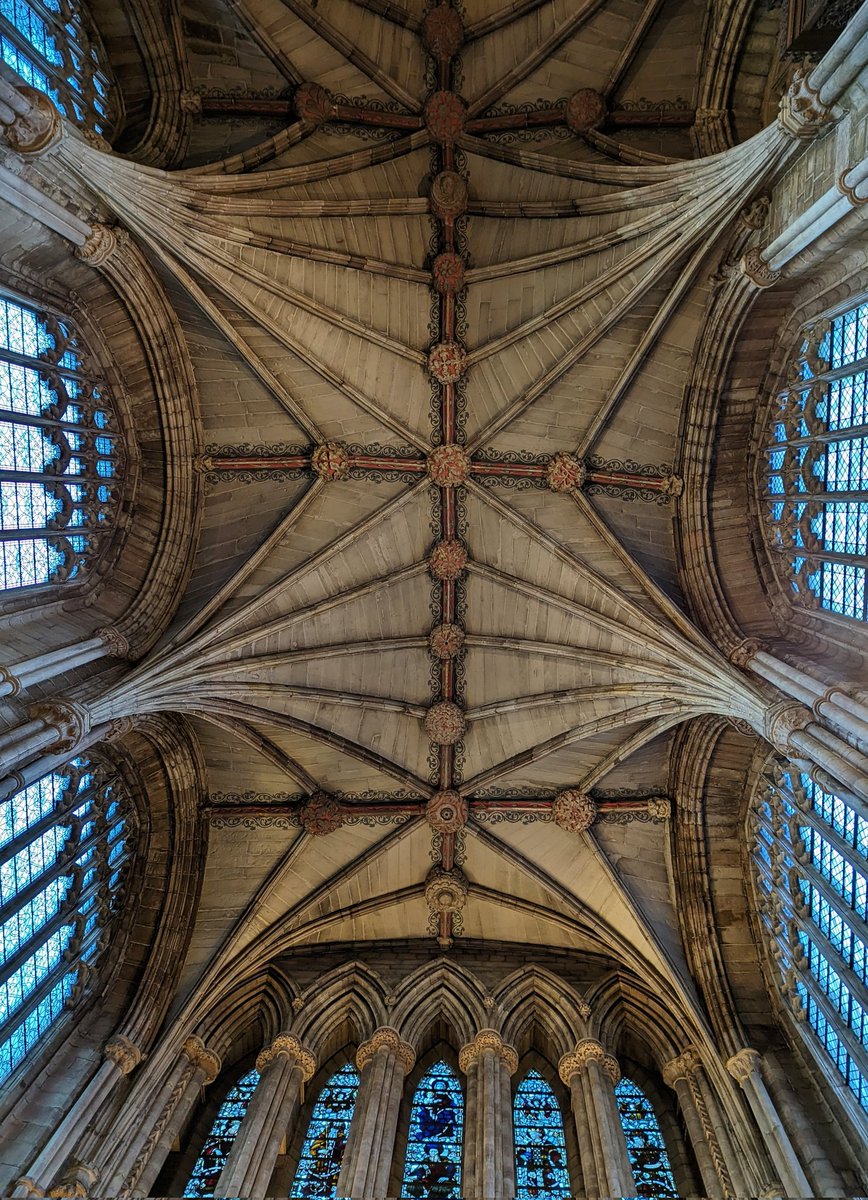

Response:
(460, 1031), (517, 1199)
(727, 1050), (812, 1198)
(338, 1029), (413, 1198)
(668, 1075), (724, 1199)
(566, 1074), (599, 1197)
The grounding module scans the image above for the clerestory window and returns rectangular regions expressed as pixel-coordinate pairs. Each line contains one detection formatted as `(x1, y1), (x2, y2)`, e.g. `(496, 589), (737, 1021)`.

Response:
(0, 755), (134, 1085)
(183, 1066), (260, 1198)
(763, 299), (868, 623)
(750, 761), (867, 1114)
(0, 0), (117, 134)
(289, 1061), (359, 1197)
(614, 1076), (677, 1197)
(0, 291), (121, 592)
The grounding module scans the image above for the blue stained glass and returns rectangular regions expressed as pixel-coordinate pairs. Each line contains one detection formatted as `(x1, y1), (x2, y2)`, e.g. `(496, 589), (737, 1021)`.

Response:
(615, 1077), (677, 1198)
(290, 1063), (359, 1197)
(401, 1060), (463, 1198)
(513, 1070), (570, 1198)
(184, 1068), (260, 1198)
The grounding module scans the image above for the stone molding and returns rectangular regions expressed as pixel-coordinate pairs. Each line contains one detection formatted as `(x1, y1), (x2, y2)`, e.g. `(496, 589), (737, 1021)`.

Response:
(255, 1033), (316, 1081)
(104, 1034), (143, 1075)
(28, 699), (90, 752)
(182, 1035), (221, 1084)
(726, 1047), (762, 1085)
(0, 666), (21, 697)
(75, 224), (123, 268)
(459, 1029), (518, 1075)
(356, 1026), (415, 1075)
(661, 1047), (701, 1086)
(558, 1038), (606, 1084)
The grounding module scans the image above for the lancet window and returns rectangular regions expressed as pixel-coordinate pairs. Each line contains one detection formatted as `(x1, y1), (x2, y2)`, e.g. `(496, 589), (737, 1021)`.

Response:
(0, 756), (134, 1084)
(513, 1069), (571, 1198)
(289, 1062), (359, 1197)
(750, 762), (867, 1112)
(614, 1077), (677, 1198)
(0, 0), (117, 133)
(184, 1067), (259, 1198)
(400, 1059), (463, 1198)
(0, 291), (121, 591)
(764, 299), (868, 623)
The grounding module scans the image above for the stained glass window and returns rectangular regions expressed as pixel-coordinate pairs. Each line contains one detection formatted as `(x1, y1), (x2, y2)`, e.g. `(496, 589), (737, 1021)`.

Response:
(401, 1059), (463, 1199)
(0, 756), (133, 1084)
(0, 292), (121, 591)
(289, 1062), (359, 1198)
(513, 1069), (570, 1198)
(750, 762), (867, 1112)
(764, 300), (868, 622)
(184, 1067), (259, 1198)
(615, 1077), (677, 1198)
(0, 0), (117, 134)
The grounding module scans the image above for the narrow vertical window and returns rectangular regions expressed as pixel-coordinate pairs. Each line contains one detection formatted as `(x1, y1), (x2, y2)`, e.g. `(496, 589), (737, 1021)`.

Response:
(401, 1060), (463, 1198)
(0, 0), (117, 133)
(0, 756), (134, 1083)
(290, 1062), (359, 1198)
(0, 293), (121, 591)
(764, 300), (868, 623)
(750, 763), (867, 1112)
(615, 1077), (678, 1198)
(184, 1067), (260, 1198)
(513, 1069), (570, 1198)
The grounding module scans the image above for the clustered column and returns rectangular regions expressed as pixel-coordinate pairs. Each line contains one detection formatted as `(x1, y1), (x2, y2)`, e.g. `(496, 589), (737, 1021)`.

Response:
(215, 1033), (316, 1200)
(726, 1048), (812, 1198)
(459, 1030), (518, 1199)
(662, 1048), (745, 1199)
(337, 1027), (415, 1198)
(558, 1039), (635, 1199)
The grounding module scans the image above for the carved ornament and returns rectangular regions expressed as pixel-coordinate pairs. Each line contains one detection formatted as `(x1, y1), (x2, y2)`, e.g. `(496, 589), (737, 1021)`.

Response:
(296, 82), (334, 126)
(428, 341), (467, 383)
(558, 1038), (606, 1084)
(3, 87), (61, 154)
(28, 700), (90, 752)
(425, 864), (468, 914)
(763, 701), (813, 754)
(740, 248), (781, 289)
(430, 170), (468, 220)
(429, 622), (465, 659)
(726, 1047), (762, 1084)
(428, 443), (471, 486)
(728, 638), (762, 669)
(103, 716), (137, 743)
(429, 539), (468, 579)
(75, 224), (121, 268)
(424, 701), (466, 745)
(47, 1163), (98, 1199)
(602, 1053), (621, 1085)
(459, 1029), (518, 1075)
(424, 91), (466, 144)
(426, 788), (468, 832)
(179, 90), (203, 114)
(300, 790), (345, 836)
(778, 61), (835, 139)
(740, 195), (770, 230)
(546, 452), (586, 493)
(564, 89), (606, 134)
(662, 1047), (701, 1086)
(104, 1034), (142, 1075)
(182, 1035), (221, 1084)
(432, 251), (465, 295)
(357, 1026), (416, 1074)
(256, 1032), (316, 1080)
(646, 797), (671, 820)
(311, 441), (350, 481)
(422, 4), (464, 60)
(552, 789), (597, 833)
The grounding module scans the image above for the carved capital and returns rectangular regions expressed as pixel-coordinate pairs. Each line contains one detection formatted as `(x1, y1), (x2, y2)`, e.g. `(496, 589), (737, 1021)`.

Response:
(778, 61), (835, 139)
(182, 1035), (222, 1084)
(558, 1038), (606, 1084)
(740, 195), (770, 230)
(96, 626), (131, 658)
(726, 1047), (762, 1085)
(28, 699), (90, 752)
(47, 1162), (98, 1199)
(256, 1032), (316, 1081)
(740, 247), (781, 289)
(763, 700), (813, 754)
(459, 1029), (518, 1075)
(662, 1047), (701, 1086)
(102, 715), (137, 744)
(104, 1034), (142, 1075)
(2, 87), (61, 154)
(75, 224), (122, 268)
(13, 1178), (45, 1199)
(602, 1053), (620, 1085)
(728, 638), (763, 669)
(357, 1026), (415, 1075)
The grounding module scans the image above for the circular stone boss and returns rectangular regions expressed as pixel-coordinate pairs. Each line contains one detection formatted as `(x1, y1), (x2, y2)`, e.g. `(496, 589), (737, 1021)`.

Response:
(425, 90), (467, 143)
(432, 251), (466, 295)
(430, 170), (468, 220)
(422, 3), (464, 60)
(424, 701), (466, 745)
(311, 441), (350, 480)
(426, 789), (469, 832)
(429, 539), (468, 579)
(428, 444), (471, 486)
(428, 342), (467, 384)
(564, 88), (606, 134)
(429, 622), (465, 659)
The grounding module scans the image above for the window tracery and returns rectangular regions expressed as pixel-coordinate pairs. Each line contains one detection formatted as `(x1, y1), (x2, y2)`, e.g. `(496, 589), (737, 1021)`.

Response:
(183, 1066), (259, 1198)
(400, 1059), (463, 1198)
(614, 1077), (677, 1198)
(764, 300), (868, 622)
(0, 755), (134, 1084)
(0, 291), (121, 591)
(513, 1068), (571, 1198)
(0, 0), (117, 134)
(289, 1062), (359, 1198)
(750, 762), (867, 1112)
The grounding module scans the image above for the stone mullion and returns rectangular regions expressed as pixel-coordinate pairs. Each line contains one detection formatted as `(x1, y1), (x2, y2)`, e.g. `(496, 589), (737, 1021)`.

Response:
(338, 1028), (414, 1198)
(215, 1034), (315, 1199)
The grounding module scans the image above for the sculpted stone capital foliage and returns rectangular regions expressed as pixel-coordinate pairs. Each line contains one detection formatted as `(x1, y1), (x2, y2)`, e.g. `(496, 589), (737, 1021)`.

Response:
(459, 1029), (518, 1075)
(357, 1026), (415, 1075)
(75, 224), (123, 268)
(104, 1034), (142, 1075)
(558, 1038), (606, 1083)
(2, 86), (61, 154)
(28, 699), (90, 751)
(740, 248), (781, 289)
(778, 61), (836, 139)
(763, 701), (813, 754)
(182, 1035), (221, 1084)
(662, 1048), (701, 1086)
(726, 1047), (762, 1084)
(256, 1033), (316, 1081)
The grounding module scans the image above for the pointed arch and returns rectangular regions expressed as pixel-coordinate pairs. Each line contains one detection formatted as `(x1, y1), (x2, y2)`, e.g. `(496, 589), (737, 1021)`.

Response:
(615, 1076), (678, 1199)
(513, 1068), (571, 1199)
(390, 959), (487, 1047)
(400, 1059), (464, 1198)
(183, 1066), (259, 1198)
(289, 1062), (359, 1197)
(294, 960), (389, 1059)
